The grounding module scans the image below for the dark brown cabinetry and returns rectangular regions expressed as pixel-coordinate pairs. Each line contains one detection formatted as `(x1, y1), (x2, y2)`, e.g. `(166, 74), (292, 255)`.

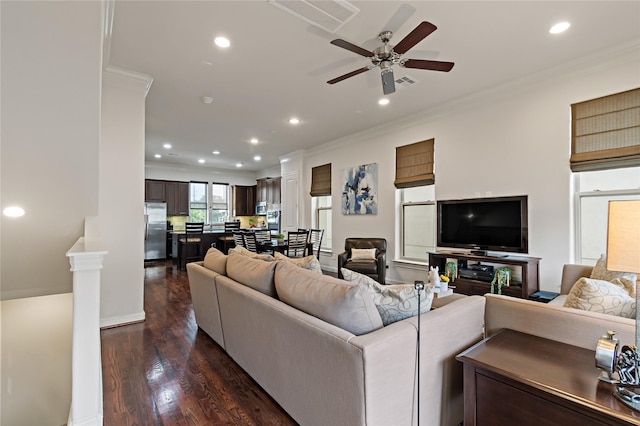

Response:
(428, 251), (539, 299)
(457, 329), (637, 425)
(234, 185), (256, 216)
(145, 179), (189, 216)
(256, 177), (281, 206)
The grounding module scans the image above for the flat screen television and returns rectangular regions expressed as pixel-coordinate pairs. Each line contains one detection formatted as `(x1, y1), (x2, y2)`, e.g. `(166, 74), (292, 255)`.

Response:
(437, 195), (528, 255)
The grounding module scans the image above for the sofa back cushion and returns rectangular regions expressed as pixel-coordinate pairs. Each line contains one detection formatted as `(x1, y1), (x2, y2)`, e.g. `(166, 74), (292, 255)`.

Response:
(227, 252), (277, 297)
(274, 261), (383, 335)
(229, 245), (275, 262)
(203, 247), (227, 275)
(273, 251), (322, 274)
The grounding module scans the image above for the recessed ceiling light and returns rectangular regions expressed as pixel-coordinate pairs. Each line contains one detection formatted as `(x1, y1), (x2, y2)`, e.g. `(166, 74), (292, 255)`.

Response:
(549, 21), (570, 34)
(201, 60), (213, 66)
(163, 143), (171, 149)
(198, 159), (205, 164)
(289, 117), (300, 125)
(154, 154), (162, 158)
(202, 96), (214, 104)
(254, 155), (261, 161)
(250, 138), (259, 144)
(236, 163), (243, 168)
(3, 206), (25, 217)
(378, 98), (390, 106)
(212, 150), (220, 155)
(214, 36), (230, 48)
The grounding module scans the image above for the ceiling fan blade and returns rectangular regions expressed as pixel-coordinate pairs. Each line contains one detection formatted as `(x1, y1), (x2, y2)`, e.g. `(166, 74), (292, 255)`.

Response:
(402, 59), (455, 72)
(330, 39), (374, 58)
(381, 70), (396, 95)
(327, 67), (372, 85)
(393, 21), (437, 54)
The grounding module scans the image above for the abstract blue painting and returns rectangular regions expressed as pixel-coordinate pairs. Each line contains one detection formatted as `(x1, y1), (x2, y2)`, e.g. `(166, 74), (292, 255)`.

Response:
(341, 163), (378, 215)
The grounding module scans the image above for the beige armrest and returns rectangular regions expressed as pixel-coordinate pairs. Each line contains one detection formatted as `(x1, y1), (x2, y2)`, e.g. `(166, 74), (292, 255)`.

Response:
(560, 264), (593, 294)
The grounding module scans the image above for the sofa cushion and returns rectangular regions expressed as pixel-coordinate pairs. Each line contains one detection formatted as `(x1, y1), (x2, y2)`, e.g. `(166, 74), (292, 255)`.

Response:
(591, 254), (637, 286)
(274, 261), (383, 335)
(227, 251), (278, 297)
(341, 268), (435, 325)
(202, 247), (227, 275)
(229, 245), (275, 262)
(351, 248), (377, 260)
(273, 251), (322, 274)
(564, 277), (636, 318)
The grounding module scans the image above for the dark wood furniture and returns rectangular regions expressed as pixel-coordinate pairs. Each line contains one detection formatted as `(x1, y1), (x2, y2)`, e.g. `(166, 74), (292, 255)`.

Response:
(178, 222), (204, 269)
(428, 251), (539, 298)
(456, 329), (639, 426)
(234, 185), (256, 216)
(145, 179), (189, 216)
(256, 177), (281, 206)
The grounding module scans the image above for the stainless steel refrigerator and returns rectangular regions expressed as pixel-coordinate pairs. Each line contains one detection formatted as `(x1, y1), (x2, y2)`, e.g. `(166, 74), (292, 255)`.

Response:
(144, 202), (167, 260)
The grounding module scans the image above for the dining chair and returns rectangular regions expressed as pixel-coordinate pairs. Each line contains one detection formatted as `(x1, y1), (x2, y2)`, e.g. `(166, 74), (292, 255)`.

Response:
(243, 233), (259, 252)
(179, 222), (204, 269)
(286, 230), (309, 258)
(254, 229), (271, 244)
(308, 229), (324, 260)
(232, 231), (246, 249)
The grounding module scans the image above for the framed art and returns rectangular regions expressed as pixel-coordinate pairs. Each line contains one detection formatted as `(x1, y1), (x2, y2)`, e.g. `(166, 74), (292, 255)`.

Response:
(341, 163), (378, 215)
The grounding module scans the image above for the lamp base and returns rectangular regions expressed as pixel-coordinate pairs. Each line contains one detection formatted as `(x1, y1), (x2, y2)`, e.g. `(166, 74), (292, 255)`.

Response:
(614, 386), (640, 411)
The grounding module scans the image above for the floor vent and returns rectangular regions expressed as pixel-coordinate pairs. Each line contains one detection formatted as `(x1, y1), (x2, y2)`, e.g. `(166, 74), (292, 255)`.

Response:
(269, 0), (359, 34)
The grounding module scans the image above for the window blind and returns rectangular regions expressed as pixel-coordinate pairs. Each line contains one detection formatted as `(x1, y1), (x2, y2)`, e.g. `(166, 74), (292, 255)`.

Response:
(571, 87), (640, 172)
(310, 163), (331, 196)
(394, 139), (435, 188)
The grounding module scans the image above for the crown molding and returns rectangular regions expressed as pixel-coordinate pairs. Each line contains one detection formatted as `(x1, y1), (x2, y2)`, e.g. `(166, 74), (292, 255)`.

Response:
(103, 65), (154, 97)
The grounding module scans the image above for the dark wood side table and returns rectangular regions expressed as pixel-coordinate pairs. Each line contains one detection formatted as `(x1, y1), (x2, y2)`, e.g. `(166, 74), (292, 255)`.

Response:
(456, 329), (640, 426)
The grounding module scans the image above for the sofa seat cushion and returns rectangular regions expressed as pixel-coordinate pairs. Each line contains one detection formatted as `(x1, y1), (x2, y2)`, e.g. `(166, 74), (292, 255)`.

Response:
(203, 247), (227, 275)
(341, 268), (435, 325)
(227, 251), (278, 297)
(273, 251), (322, 274)
(564, 277), (636, 318)
(343, 259), (377, 274)
(274, 261), (383, 335)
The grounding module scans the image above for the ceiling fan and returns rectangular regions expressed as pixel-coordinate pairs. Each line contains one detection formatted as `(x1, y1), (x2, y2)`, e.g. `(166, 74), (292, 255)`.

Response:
(327, 21), (455, 95)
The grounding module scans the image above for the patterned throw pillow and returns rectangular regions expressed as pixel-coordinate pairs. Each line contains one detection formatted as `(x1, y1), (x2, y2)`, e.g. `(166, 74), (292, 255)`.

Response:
(350, 248), (377, 260)
(228, 245), (274, 262)
(564, 277), (636, 318)
(341, 268), (434, 325)
(273, 252), (323, 274)
(591, 254), (638, 289)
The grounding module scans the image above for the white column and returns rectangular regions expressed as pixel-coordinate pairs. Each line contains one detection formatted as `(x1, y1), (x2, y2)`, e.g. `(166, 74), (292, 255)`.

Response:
(66, 237), (107, 426)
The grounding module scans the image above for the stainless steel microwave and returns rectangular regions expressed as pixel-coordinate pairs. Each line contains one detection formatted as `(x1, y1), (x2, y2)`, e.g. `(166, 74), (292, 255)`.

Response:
(256, 202), (267, 215)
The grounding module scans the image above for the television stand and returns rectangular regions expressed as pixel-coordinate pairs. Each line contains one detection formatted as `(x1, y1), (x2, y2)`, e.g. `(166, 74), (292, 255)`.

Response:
(428, 251), (540, 299)
(470, 250), (487, 256)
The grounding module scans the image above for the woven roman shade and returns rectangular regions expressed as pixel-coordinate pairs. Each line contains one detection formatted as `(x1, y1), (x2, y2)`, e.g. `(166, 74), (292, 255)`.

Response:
(571, 87), (640, 172)
(394, 139), (435, 188)
(310, 163), (331, 196)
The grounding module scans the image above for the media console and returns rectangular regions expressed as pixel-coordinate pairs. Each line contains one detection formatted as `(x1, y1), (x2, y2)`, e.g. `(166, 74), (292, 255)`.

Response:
(428, 251), (540, 299)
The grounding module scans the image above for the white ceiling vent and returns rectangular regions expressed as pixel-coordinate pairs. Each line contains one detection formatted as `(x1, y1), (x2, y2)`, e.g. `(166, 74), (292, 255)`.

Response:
(269, 0), (359, 34)
(395, 75), (417, 89)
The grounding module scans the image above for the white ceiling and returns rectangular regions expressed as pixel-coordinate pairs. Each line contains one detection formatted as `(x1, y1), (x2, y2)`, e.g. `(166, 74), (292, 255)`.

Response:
(108, 1), (640, 172)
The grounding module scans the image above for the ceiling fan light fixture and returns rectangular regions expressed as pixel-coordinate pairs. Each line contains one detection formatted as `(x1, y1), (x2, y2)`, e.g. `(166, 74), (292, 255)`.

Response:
(549, 21), (570, 34)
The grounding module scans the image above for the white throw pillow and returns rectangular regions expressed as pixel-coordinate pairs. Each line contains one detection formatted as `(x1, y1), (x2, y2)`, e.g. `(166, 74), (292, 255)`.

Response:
(341, 268), (434, 325)
(564, 277), (636, 318)
(273, 251), (323, 274)
(351, 248), (377, 260)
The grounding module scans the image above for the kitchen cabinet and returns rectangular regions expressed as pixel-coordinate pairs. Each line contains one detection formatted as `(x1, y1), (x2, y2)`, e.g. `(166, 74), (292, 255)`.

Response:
(145, 179), (166, 202)
(256, 177), (281, 206)
(234, 185), (256, 216)
(166, 181), (189, 216)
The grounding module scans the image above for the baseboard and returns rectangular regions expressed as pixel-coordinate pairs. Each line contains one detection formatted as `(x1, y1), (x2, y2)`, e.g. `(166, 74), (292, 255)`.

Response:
(100, 311), (146, 329)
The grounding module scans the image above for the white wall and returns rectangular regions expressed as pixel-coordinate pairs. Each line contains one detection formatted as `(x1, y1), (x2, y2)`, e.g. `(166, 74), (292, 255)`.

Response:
(0, 1), (102, 300)
(302, 44), (640, 292)
(100, 66), (152, 327)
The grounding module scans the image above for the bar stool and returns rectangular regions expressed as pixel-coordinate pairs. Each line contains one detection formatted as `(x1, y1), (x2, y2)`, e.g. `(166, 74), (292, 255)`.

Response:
(217, 221), (240, 254)
(179, 222), (204, 269)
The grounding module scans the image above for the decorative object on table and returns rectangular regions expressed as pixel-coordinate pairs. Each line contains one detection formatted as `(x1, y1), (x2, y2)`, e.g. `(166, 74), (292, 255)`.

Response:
(490, 267), (512, 295)
(341, 163), (378, 215)
(428, 266), (440, 290)
(439, 274), (450, 292)
(594, 200), (640, 411)
(275, 233), (285, 243)
(445, 261), (457, 282)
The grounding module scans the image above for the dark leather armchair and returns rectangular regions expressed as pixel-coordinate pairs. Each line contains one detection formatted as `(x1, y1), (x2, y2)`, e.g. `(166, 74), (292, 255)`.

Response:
(338, 238), (387, 284)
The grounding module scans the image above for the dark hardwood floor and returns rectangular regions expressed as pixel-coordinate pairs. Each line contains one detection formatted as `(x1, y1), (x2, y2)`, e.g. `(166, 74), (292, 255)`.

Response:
(101, 260), (298, 425)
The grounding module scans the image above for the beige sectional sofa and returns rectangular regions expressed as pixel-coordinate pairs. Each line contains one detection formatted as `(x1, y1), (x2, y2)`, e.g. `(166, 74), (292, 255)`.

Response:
(484, 264), (635, 350)
(187, 248), (486, 426)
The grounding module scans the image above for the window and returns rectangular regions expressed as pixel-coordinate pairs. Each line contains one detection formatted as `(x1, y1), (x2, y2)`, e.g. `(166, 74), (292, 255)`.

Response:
(210, 183), (230, 224)
(575, 167), (640, 265)
(315, 195), (332, 250)
(189, 182), (207, 222)
(400, 185), (436, 262)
